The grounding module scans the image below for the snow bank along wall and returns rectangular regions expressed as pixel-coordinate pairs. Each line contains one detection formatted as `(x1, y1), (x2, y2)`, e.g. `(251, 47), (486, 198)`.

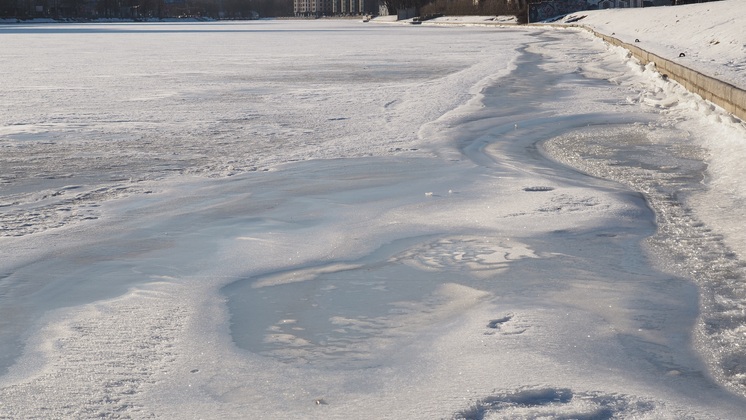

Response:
(423, 18), (745, 122)
(587, 28), (746, 122)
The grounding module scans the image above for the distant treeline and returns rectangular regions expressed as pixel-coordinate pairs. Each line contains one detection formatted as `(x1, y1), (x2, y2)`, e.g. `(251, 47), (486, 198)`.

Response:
(3, 0), (523, 20)
(419, 0), (524, 19)
(0, 0), (724, 21)
(0, 0), (293, 20)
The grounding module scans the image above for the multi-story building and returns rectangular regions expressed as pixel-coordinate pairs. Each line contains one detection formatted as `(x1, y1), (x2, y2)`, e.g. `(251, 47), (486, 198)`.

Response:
(295, 0), (378, 16)
(295, 0), (329, 17)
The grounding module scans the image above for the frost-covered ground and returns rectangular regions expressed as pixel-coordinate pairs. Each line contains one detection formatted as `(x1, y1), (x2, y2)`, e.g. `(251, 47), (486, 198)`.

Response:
(1, 5), (746, 418)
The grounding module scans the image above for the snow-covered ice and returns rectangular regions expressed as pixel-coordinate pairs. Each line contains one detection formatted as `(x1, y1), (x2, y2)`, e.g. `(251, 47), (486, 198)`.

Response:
(2, 4), (746, 418)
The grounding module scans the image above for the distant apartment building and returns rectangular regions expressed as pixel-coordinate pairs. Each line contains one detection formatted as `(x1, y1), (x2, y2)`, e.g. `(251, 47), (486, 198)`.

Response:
(295, 0), (329, 16)
(294, 0), (378, 16)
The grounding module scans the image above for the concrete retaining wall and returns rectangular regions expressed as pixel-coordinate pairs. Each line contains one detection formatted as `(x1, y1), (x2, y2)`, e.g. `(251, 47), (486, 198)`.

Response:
(427, 21), (745, 121)
(587, 29), (746, 121)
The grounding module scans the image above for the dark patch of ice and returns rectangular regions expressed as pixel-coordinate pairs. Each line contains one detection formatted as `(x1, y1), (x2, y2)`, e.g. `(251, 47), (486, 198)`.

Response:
(455, 388), (656, 420)
(487, 315), (513, 329)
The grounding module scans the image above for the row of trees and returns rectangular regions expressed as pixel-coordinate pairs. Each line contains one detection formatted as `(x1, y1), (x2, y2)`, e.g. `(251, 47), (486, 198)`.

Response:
(0, 0), (518, 20)
(379, 0), (524, 18)
(420, 0), (524, 19)
(0, 0), (292, 19)
(2, 0), (723, 21)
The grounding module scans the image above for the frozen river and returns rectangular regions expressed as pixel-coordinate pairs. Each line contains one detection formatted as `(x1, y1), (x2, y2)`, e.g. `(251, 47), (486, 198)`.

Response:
(2, 20), (746, 418)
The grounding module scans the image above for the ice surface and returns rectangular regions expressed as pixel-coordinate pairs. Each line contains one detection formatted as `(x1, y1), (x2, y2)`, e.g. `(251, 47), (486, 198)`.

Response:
(2, 18), (746, 418)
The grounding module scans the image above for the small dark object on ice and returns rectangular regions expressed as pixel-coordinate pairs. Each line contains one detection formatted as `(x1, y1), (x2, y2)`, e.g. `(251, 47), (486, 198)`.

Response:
(679, 52), (686, 57)
(523, 186), (555, 192)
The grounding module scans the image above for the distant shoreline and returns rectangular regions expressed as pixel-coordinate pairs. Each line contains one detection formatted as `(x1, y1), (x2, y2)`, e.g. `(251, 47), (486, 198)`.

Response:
(0, 16), (378, 24)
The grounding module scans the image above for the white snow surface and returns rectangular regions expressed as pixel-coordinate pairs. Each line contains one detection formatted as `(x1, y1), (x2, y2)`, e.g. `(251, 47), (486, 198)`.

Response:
(554, 0), (746, 90)
(1, 4), (746, 418)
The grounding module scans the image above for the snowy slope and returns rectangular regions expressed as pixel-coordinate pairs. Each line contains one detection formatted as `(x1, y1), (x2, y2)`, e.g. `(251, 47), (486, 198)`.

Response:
(556, 1), (746, 90)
